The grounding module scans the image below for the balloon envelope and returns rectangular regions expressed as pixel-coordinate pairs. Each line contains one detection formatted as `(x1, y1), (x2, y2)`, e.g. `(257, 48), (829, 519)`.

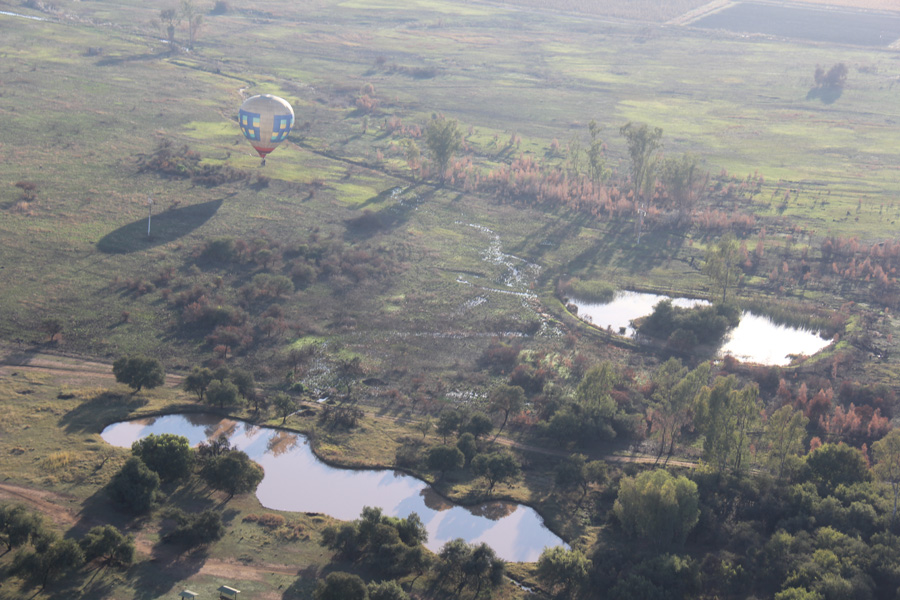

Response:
(238, 94), (294, 159)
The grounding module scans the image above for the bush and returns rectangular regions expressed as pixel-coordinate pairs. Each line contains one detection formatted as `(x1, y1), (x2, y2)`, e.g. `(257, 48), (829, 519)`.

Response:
(164, 509), (225, 547)
(638, 300), (739, 345)
(108, 457), (160, 513)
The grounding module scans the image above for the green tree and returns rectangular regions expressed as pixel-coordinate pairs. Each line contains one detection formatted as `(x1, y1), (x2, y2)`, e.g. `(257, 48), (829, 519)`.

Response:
(314, 571), (368, 600)
(438, 539), (505, 597)
(471, 451), (520, 495)
(112, 355), (165, 392)
(462, 412), (493, 440)
(15, 537), (84, 589)
(229, 367), (256, 400)
(424, 116), (462, 181)
(131, 433), (194, 481)
(489, 384), (525, 441)
(694, 376), (760, 472)
(164, 509), (225, 547)
(574, 363), (619, 440)
(436, 409), (464, 443)
(619, 122), (663, 205)
(272, 391), (298, 424)
(873, 430), (900, 523)
(206, 378), (240, 408)
(554, 453), (607, 502)
(183, 366), (214, 401)
(368, 580), (409, 600)
(108, 456), (161, 513)
(0, 504), (47, 552)
(536, 546), (592, 599)
(661, 153), (702, 219)
(79, 524), (135, 568)
(202, 450), (264, 499)
(587, 120), (609, 184)
(703, 233), (742, 303)
(426, 445), (464, 479)
(613, 469), (699, 546)
(804, 443), (869, 494)
(456, 432), (478, 466)
(763, 406), (808, 479)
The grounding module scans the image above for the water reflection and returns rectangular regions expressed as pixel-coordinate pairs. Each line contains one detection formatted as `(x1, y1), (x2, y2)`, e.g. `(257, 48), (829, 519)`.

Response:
(718, 312), (830, 366)
(570, 293), (830, 365)
(571, 291), (708, 337)
(101, 415), (566, 562)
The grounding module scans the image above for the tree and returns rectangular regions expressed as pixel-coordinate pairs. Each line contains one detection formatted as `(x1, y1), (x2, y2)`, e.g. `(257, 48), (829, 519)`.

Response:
(471, 451), (520, 495)
(462, 412), (493, 440)
(703, 233), (742, 303)
(436, 409), (464, 443)
(368, 579), (410, 600)
(873, 430), (900, 523)
(40, 318), (63, 343)
(456, 432), (478, 466)
(813, 63), (848, 90)
(587, 120), (609, 184)
(228, 367), (256, 400)
(273, 391), (298, 424)
(489, 384), (525, 441)
(424, 116), (462, 181)
(314, 572), (368, 600)
(108, 456), (161, 513)
(202, 450), (264, 499)
(804, 443), (868, 494)
(613, 469), (699, 546)
(661, 153), (702, 219)
(113, 355), (165, 392)
(694, 376), (760, 473)
(763, 406), (808, 479)
(79, 524), (135, 568)
(554, 454), (607, 502)
(438, 539), (505, 597)
(619, 122), (663, 205)
(179, 0), (203, 49)
(537, 546), (592, 599)
(164, 509), (225, 547)
(131, 433), (194, 482)
(14, 537), (84, 589)
(183, 366), (214, 402)
(426, 445), (464, 479)
(206, 379), (239, 408)
(0, 504), (47, 552)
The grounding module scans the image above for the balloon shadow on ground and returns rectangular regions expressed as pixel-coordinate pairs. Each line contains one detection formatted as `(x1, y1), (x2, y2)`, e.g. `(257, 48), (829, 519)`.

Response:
(96, 199), (223, 254)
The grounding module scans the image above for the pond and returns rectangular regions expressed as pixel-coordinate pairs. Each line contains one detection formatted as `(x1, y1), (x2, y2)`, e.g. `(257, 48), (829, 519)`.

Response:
(101, 414), (566, 562)
(570, 292), (831, 366)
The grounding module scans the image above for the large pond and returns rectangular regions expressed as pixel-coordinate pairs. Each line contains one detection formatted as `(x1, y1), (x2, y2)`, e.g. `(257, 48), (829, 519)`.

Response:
(570, 292), (831, 366)
(101, 414), (566, 562)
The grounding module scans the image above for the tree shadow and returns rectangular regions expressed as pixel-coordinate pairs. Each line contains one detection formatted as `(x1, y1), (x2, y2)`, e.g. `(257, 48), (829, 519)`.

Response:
(343, 186), (433, 240)
(58, 390), (148, 434)
(806, 86), (843, 105)
(281, 566), (320, 599)
(96, 199), (223, 254)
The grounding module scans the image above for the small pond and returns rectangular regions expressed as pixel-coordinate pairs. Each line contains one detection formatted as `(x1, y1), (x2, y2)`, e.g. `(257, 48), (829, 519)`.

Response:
(570, 292), (831, 366)
(101, 414), (566, 562)
(571, 290), (709, 337)
(718, 312), (831, 366)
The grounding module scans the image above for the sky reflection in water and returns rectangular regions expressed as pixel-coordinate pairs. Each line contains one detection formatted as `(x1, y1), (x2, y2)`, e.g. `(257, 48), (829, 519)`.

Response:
(101, 415), (566, 562)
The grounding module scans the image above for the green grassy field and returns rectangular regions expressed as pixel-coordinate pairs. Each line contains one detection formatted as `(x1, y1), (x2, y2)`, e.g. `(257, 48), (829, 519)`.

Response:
(2, 0), (900, 597)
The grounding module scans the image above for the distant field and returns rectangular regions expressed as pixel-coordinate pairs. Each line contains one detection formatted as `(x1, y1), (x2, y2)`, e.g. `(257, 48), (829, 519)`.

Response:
(483, 0), (900, 21)
(694, 2), (900, 46)
(789, 0), (900, 10)
(484, 0), (710, 22)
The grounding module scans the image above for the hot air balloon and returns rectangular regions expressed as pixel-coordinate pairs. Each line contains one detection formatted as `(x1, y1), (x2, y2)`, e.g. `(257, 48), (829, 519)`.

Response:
(238, 94), (294, 166)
